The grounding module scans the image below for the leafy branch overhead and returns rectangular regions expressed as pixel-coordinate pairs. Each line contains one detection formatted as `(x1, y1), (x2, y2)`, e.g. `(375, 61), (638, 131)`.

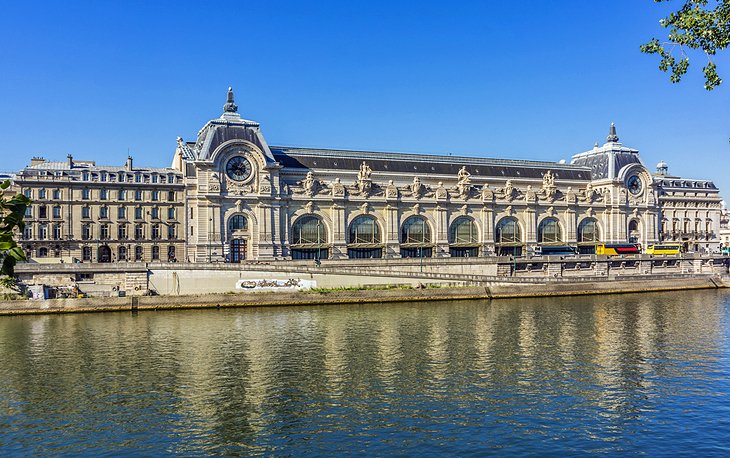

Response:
(0, 180), (31, 287)
(641, 0), (729, 90)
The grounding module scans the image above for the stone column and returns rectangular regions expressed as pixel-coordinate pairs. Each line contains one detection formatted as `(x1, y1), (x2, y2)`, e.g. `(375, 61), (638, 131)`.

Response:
(330, 204), (346, 259)
(435, 205), (449, 257)
(385, 204), (400, 258)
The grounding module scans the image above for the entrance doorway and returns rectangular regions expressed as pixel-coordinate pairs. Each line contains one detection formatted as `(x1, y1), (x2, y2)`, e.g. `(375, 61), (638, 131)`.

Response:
(98, 245), (112, 263)
(229, 239), (247, 263)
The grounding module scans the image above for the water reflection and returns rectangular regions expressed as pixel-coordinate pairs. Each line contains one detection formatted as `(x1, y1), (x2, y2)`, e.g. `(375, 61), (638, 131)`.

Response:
(1, 290), (729, 455)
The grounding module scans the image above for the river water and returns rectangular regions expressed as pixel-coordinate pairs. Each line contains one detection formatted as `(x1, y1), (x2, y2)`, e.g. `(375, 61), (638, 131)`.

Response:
(2, 290), (730, 456)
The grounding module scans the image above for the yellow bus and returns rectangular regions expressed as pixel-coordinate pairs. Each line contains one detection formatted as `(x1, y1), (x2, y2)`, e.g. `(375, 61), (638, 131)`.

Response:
(595, 243), (641, 256)
(645, 243), (682, 255)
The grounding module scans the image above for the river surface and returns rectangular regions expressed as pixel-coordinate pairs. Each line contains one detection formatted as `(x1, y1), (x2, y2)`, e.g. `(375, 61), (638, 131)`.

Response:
(2, 291), (730, 456)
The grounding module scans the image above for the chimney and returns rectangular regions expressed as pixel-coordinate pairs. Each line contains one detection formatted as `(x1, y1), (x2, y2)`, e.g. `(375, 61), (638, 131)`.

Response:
(126, 156), (133, 171)
(67, 154), (74, 169)
(30, 156), (46, 166)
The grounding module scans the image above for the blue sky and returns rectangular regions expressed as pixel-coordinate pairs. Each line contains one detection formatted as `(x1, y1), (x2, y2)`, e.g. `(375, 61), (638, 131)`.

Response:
(0, 1), (727, 189)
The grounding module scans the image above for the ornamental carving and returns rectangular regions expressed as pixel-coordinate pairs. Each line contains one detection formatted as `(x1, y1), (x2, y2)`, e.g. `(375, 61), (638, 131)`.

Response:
(481, 184), (494, 202)
(565, 186), (576, 204)
(435, 182), (448, 200)
(457, 166), (471, 185)
(525, 185), (537, 203)
(498, 180), (518, 202)
(292, 171), (330, 197)
(332, 178), (346, 197)
(385, 180), (398, 199)
(209, 173), (221, 192)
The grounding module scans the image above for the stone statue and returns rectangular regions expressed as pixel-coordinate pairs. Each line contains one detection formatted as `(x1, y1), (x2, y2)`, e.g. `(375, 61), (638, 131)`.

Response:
(303, 171), (318, 197)
(542, 170), (555, 189)
(504, 180), (514, 200)
(358, 161), (372, 182)
(411, 176), (423, 197)
(457, 166), (471, 185)
(525, 184), (536, 202)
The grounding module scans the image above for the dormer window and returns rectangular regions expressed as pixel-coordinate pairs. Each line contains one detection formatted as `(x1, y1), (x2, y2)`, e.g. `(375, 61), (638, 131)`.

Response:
(82, 171), (89, 181)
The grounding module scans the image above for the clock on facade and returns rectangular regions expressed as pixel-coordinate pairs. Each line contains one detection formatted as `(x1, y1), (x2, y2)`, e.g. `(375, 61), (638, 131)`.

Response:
(627, 175), (643, 195)
(226, 156), (252, 182)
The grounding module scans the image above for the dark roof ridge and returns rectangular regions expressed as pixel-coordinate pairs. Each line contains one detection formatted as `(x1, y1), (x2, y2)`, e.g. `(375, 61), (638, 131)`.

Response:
(271, 145), (584, 170)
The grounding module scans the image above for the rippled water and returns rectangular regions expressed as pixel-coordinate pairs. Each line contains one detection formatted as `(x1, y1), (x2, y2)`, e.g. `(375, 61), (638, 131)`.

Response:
(2, 291), (730, 456)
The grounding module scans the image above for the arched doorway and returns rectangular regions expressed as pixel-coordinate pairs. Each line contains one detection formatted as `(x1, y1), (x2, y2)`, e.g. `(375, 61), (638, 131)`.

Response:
(98, 245), (112, 263)
(227, 214), (249, 263)
(628, 219), (641, 244)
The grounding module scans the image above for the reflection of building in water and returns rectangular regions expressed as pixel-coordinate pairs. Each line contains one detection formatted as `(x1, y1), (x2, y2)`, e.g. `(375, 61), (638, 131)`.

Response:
(375, 318), (402, 390)
(425, 314), (449, 384)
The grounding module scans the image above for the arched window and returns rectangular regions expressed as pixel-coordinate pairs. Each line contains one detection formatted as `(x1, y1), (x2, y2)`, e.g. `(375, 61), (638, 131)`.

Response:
(577, 218), (600, 254)
(401, 216), (431, 244)
(495, 217), (522, 256)
(577, 218), (599, 243)
(228, 214), (248, 232)
(348, 215), (382, 258)
(400, 216), (432, 258)
(538, 218), (562, 244)
(38, 247), (48, 258)
(449, 217), (479, 257)
(291, 215), (328, 260)
(349, 215), (381, 244)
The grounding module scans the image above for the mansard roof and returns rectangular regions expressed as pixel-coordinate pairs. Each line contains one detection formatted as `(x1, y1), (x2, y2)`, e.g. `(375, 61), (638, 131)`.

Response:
(271, 146), (592, 181)
(570, 124), (643, 180)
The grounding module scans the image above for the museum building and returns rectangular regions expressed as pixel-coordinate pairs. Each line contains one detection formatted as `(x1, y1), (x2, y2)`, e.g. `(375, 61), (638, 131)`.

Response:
(13, 88), (724, 263)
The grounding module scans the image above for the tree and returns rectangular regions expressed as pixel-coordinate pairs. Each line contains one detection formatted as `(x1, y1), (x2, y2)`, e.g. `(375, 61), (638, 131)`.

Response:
(641, 0), (730, 90)
(0, 180), (31, 288)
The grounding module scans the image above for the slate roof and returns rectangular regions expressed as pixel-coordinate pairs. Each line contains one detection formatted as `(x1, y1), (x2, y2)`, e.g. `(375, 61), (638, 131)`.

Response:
(271, 146), (592, 181)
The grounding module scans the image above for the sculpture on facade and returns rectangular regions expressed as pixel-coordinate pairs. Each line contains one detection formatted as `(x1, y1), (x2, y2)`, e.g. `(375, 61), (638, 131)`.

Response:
(481, 183), (494, 202)
(525, 185), (537, 202)
(302, 171), (319, 197)
(332, 177), (346, 197)
(411, 176), (423, 198)
(541, 170), (557, 202)
(456, 166), (472, 199)
(356, 161), (373, 196)
(358, 161), (372, 181)
(457, 166), (471, 185)
(386, 180), (398, 199)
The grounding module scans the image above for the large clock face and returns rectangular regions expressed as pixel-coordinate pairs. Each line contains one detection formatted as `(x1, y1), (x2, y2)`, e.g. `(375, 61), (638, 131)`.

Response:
(627, 175), (643, 195)
(226, 156), (252, 182)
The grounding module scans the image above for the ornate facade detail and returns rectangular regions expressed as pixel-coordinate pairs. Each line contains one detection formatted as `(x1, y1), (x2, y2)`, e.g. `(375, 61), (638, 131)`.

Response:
(481, 184), (494, 202)
(435, 182), (448, 200)
(525, 185), (537, 203)
(385, 180), (398, 199)
(332, 178), (346, 197)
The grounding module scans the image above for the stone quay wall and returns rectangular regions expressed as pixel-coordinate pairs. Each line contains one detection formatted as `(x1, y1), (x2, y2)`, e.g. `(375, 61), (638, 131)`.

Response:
(9, 254), (730, 298)
(0, 276), (727, 316)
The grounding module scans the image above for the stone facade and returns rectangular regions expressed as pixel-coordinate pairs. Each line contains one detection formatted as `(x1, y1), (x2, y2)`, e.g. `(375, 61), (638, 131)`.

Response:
(10, 88), (725, 263)
(14, 155), (185, 263)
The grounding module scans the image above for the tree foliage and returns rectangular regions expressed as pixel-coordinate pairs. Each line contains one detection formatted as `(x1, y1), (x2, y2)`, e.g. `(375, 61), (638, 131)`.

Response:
(641, 0), (730, 90)
(0, 180), (31, 288)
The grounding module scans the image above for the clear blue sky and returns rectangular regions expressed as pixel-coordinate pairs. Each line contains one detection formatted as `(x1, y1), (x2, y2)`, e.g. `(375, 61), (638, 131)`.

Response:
(0, 1), (727, 189)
